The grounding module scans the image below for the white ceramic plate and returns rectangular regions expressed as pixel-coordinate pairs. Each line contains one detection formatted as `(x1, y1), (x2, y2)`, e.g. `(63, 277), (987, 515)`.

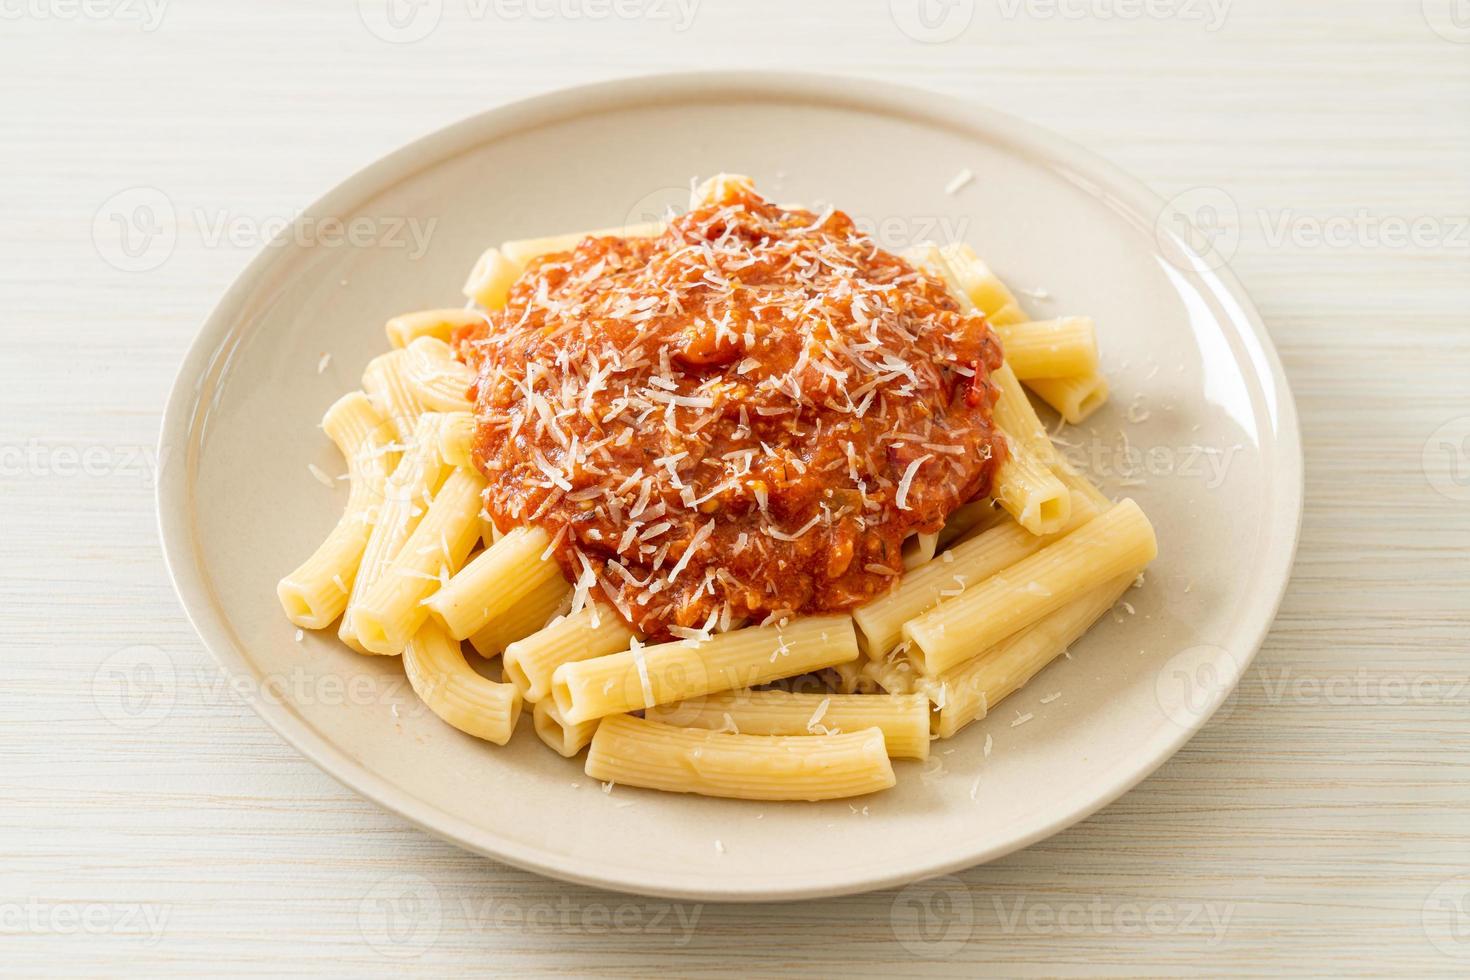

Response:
(158, 72), (1301, 901)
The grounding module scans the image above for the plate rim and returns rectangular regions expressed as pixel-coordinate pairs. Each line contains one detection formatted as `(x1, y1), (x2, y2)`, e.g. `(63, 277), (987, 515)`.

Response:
(157, 69), (1304, 902)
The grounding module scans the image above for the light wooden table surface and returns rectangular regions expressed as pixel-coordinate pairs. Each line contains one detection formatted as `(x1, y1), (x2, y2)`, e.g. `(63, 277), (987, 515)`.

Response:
(3, 0), (1468, 975)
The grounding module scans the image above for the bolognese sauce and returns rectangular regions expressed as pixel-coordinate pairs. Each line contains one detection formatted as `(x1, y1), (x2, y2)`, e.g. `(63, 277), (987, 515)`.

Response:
(455, 184), (1005, 639)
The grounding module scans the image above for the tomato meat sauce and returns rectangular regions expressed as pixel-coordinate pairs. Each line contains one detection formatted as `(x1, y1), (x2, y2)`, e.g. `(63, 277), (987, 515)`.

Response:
(455, 185), (1005, 640)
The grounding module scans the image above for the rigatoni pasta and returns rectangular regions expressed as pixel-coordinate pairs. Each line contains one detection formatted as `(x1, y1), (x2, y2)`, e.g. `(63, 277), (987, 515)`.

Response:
(645, 690), (931, 760)
(532, 699), (600, 758)
(401, 336), (476, 413)
(386, 308), (488, 349)
(437, 410), (476, 469)
(852, 489), (1100, 659)
(404, 619), (522, 745)
(502, 605), (638, 702)
(361, 349), (428, 442)
(585, 714), (895, 801)
(339, 412), (449, 652)
(276, 392), (395, 630)
(1026, 371), (1111, 424)
(931, 573), (1136, 738)
(276, 172), (1156, 803)
(993, 317), (1099, 380)
(465, 576), (571, 660)
(351, 466), (486, 656)
(990, 433), (1071, 535)
(551, 614), (859, 725)
(424, 525), (565, 641)
(904, 499), (1157, 674)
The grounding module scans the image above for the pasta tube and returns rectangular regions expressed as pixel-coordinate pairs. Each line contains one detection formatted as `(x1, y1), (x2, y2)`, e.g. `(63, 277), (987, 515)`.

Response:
(438, 411), (476, 469)
(910, 245), (1068, 532)
(690, 173), (755, 208)
(402, 336), (475, 413)
(352, 466), (487, 655)
(362, 349), (429, 441)
(277, 392), (395, 630)
(939, 242), (1028, 326)
(463, 247), (522, 310)
(466, 577), (572, 661)
(502, 605), (637, 702)
(904, 498), (1157, 674)
(645, 691), (932, 760)
(1051, 455), (1112, 513)
(403, 620), (522, 745)
(552, 614), (859, 725)
(1027, 371), (1111, 424)
(992, 430), (1071, 535)
(932, 573), (1134, 738)
(934, 243), (1112, 423)
(992, 362), (1058, 467)
(340, 412), (449, 652)
(385, 308), (488, 349)
(936, 246), (1113, 425)
(852, 489), (1099, 658)
(424, 526), (566, 641)
(994, 318), (1099, 380)
(532, 699), (599, 757)
(584, 714), (895, 802)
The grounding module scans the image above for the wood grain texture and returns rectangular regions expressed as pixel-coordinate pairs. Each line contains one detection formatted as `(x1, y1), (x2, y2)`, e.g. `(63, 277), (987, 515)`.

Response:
(2, 0), (1468, 974)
